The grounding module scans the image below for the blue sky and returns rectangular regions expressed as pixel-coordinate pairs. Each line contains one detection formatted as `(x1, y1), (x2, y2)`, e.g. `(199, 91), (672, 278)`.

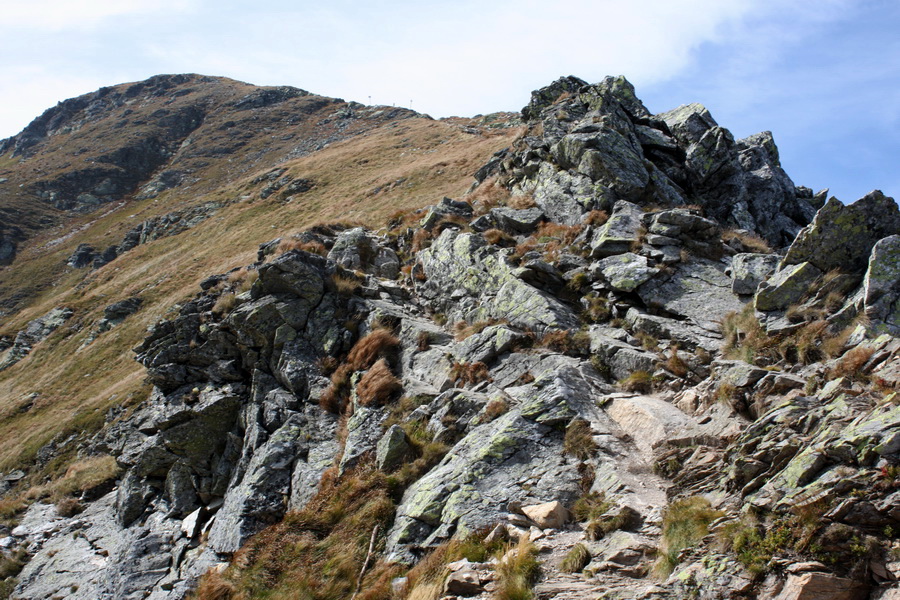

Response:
(1, 0), (897, 204)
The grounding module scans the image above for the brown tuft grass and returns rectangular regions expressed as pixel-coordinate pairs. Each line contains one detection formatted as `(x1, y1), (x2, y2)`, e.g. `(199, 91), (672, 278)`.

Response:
(829, 347), (876, 381)
(483, 228), (516, 247)
(347, 329), (400, 372)
(722, 230), (772, 253)
(584, 210), (609, 226)
(449, 361), (491, 387)
(278, 238), (328, 257)
(507, 194), (537, 210)
(356, 359), (402, 406)
(194, 570), (236, 600)
(332, 272), (362, 296)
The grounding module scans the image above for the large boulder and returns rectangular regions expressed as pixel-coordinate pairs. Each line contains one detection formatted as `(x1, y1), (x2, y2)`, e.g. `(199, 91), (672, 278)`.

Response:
(782, 191), (900, 273)
(863, 235), (900, 334)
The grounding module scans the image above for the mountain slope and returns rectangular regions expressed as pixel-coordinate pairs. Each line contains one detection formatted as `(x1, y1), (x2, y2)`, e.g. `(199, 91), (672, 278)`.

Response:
(1, 75), (900, 600)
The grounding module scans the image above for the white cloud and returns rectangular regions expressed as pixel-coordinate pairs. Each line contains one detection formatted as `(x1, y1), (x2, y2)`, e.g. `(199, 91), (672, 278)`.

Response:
(4, 0), (198, 31)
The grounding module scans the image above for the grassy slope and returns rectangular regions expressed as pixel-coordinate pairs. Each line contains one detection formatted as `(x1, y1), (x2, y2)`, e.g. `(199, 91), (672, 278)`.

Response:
(0, 114), (520, 476)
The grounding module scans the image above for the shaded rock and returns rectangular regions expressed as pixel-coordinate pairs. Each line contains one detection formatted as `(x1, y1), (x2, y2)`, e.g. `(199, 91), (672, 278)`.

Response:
(376, 425), (413, 472)
(864, 235), (900, 335)
(732, 253), (780, 295)
(782, 192), (900, 273)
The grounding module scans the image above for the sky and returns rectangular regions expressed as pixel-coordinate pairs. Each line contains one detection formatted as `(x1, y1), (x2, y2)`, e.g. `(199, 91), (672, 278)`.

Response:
(0, 0), (897, 204)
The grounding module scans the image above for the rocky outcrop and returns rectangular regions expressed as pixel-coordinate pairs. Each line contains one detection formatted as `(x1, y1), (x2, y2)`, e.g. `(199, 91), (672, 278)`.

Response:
(499, 75), (818, 247)
(0, 307), (73, 371)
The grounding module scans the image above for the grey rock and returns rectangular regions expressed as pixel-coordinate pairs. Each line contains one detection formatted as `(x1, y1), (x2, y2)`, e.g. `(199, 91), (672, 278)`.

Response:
(755, 261), (822, 312)
(731, 253), (779, 295)
(327, 227), (400, 279)
(0, 306), (74, 371)
(376, 425), (413, 472)
(207, 413), (306, 553)
(863, 235), (900, 335)
(490, 207), (545, 234)
(594, 252), (657, 292)
(417, 230), (578, 335)
(637, 259), (744, 332)
(590, 200), (643, 258)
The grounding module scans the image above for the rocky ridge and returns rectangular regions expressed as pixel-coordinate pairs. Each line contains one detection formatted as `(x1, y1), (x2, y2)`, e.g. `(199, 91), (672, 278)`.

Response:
(0, 76), (899, 600)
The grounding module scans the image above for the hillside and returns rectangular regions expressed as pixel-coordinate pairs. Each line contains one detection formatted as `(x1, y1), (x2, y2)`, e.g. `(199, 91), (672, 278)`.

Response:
(1, 74), (900, 600)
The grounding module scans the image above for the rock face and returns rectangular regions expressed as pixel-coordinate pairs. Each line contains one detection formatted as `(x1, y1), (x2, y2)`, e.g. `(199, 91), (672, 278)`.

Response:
(5, 74), (900, 600)
(783, 192), (900, 273)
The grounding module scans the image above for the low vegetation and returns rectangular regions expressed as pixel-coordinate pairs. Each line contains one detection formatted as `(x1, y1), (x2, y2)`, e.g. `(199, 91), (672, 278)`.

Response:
(495, 538), (541, 600)
(563, 419), (597, 461)
(559, 543), (591, 573)
(654, 496), (723, 578)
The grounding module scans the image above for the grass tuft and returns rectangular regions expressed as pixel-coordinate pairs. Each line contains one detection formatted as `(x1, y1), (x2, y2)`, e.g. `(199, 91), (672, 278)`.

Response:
(560, 543), (591, 574)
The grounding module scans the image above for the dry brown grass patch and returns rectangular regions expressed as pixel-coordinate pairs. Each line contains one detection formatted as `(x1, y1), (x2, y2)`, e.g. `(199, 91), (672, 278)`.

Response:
(357, 359), (402, 406)
(347, 329), (400, 372)
(507, 194), (537, 210)
(829, 346), (876, 381)
(584, 210), (609, 226)
(449, 361), (491, 386)
(722, 230), (772, 253)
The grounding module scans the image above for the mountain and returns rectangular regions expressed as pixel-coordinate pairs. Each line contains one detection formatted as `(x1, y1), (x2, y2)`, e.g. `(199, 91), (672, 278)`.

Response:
(0, 74), (899, 600)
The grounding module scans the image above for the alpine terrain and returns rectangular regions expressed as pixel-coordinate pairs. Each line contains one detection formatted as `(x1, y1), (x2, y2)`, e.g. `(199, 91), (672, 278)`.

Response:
(0, 73), (899, 600)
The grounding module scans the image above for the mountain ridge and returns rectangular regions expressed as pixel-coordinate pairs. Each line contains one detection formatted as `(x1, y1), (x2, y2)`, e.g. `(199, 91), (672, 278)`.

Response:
(0, 74), (899, 600)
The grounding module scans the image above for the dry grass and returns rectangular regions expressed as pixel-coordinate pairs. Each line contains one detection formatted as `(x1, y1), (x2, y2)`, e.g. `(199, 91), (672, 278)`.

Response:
(584, 210), (609, 226)
(357, 359), (402, 406)
(449, 361), (491, 387)
(829, 347), (876, 381)
(654, 496), (723, 578)
(277, 238), (327, 256)
(496, 539), (541, 600)
(453, 319), (503, 341)
(483, 228), (516, 247)
(560, 543), (591, 573)
(332, 272), (362, 296)
(347, 329), (400, 372)
(722, 230), (772, 253)
(563, 419), (597, 461)
(507, 194), (537, 210)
